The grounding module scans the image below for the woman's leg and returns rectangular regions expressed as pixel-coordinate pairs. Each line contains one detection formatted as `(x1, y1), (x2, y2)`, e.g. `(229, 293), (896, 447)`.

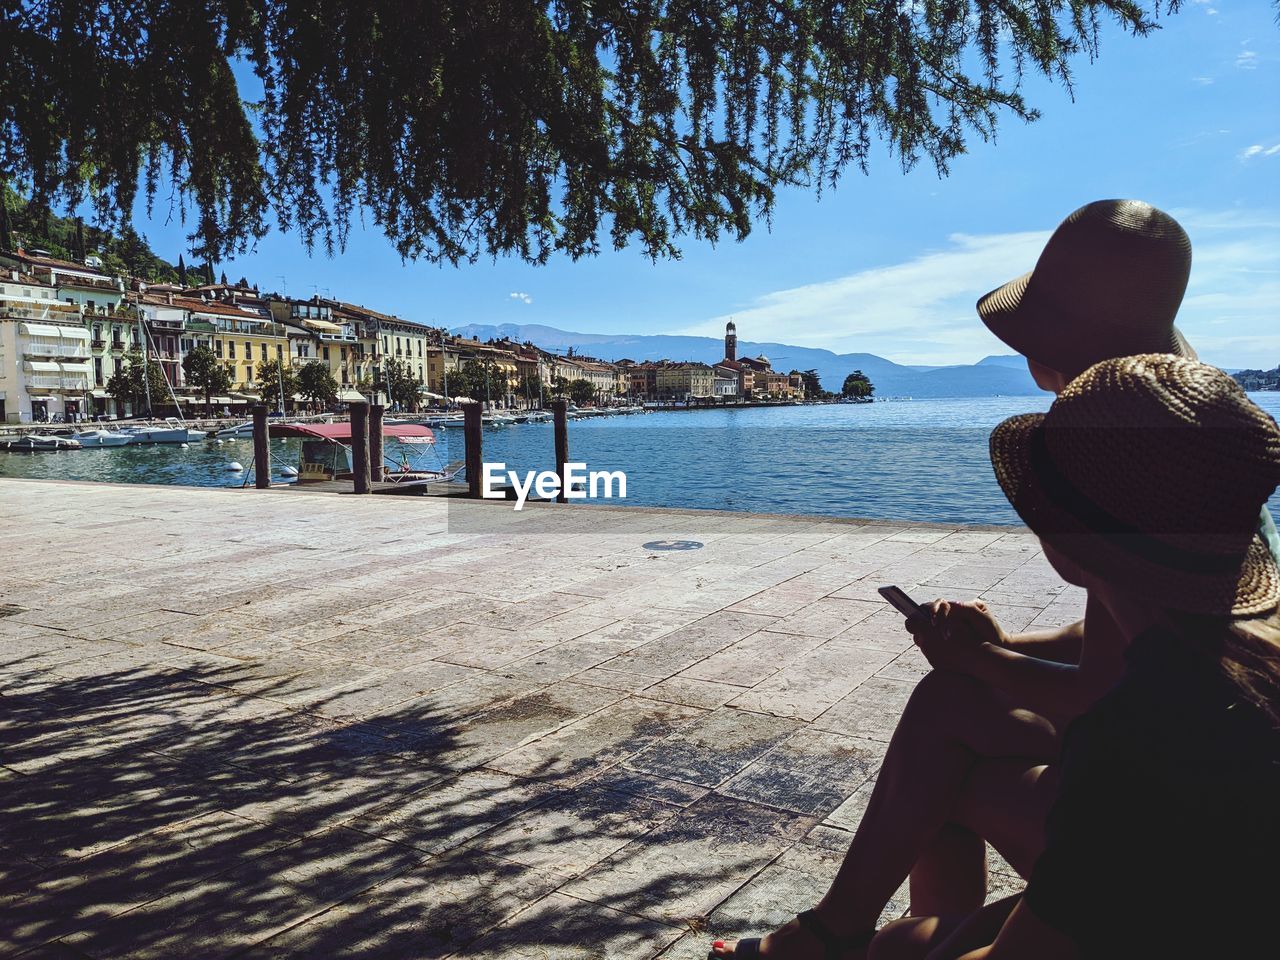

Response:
(867, 896), (1023, 960)
(711, 671), (1057, 958)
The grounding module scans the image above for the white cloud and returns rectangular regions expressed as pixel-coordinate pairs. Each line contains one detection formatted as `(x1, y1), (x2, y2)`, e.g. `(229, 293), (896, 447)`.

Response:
(1236, 49), (1258, 69)
(508, 291), (533, 304)
(1239, 143), (1280, 161)
(1192, 76), (1215, 86)
(673, 210), (1280, 369)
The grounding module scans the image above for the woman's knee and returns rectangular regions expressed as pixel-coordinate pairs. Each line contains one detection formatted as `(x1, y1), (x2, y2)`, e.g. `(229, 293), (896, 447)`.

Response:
(902, 670), (985, 727)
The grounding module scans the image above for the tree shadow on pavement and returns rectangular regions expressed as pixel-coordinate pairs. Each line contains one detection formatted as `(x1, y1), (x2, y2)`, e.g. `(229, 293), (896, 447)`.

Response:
(0, 651), (781, 959)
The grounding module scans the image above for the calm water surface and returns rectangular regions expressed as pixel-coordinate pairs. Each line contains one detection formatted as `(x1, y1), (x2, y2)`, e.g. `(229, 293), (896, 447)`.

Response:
(4, 395), (1279, 526)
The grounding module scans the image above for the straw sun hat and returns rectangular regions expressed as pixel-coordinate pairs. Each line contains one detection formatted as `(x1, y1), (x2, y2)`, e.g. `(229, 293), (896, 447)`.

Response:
(990, 354), (1280, 616)
(978, 200), (1196, 380)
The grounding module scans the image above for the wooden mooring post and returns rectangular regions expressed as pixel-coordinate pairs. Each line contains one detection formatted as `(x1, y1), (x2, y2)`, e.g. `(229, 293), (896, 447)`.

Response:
(552, 399), (569, 504)
(349, 401), (370, 494)
(368, 404), (385, 482)
(463, 401), (482, 498)
(251, 404), (271, 490)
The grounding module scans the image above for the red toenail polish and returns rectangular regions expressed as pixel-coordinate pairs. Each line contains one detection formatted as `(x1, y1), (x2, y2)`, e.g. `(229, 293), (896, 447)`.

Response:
(713, 941), (725, 949)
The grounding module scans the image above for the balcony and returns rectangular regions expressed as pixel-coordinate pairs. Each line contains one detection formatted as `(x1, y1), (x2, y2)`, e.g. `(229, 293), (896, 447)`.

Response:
(26, 375), (90, 392)
(90, 338), (106, 349)
(24, 343), (90, 360)
(0, 303), (80, 321)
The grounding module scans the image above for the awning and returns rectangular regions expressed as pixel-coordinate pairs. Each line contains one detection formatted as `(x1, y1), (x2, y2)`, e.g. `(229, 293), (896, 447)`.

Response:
(209, 396), (234, 405)
(338, 388), (367, 402)
(419, 389), (445, 399)
(18, 322), (90, 340)
(23, 361), (60, 373)
(58, 362), (93, 376)
(91, 389), (110, 398)
(270, 422), (435, 443)
(301, 318), (342, 333)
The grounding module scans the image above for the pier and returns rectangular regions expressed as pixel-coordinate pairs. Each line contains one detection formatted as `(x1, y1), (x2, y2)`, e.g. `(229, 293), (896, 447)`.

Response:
(0, 479), (1083, 958)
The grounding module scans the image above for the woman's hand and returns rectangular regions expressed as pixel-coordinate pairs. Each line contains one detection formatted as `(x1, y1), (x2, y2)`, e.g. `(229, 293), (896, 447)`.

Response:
(906, 599), (1009, 674)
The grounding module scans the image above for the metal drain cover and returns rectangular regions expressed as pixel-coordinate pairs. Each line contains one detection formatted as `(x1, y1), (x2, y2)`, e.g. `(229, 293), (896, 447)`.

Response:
(642, 540), (704, 552)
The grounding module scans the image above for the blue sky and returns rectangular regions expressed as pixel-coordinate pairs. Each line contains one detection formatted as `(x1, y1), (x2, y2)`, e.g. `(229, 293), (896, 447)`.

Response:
(130, 1), (1278, 368)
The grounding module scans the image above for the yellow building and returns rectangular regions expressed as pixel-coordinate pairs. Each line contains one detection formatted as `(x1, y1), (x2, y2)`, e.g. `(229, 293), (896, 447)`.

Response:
(656, 362), (714, 401)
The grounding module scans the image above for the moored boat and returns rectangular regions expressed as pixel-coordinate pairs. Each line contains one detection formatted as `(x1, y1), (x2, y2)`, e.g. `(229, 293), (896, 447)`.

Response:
(119, 425), (190, 444)
(2, 434), (83, 451)
(72, 429), (132, 447)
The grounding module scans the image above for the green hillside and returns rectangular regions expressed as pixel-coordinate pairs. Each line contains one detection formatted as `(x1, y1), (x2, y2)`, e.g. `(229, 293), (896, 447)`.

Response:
(0, 187), (180, 283)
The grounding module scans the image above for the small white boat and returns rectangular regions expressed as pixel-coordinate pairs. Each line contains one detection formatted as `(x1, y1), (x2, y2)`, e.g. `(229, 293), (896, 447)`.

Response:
(120, 425), (189, 444)
(216, 421), (255, 438)
(72, 429), (132, 447)
(3, 434), (82, 451)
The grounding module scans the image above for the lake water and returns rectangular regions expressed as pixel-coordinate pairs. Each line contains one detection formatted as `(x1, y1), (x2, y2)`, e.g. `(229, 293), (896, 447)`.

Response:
(4, 394), (1280, 526)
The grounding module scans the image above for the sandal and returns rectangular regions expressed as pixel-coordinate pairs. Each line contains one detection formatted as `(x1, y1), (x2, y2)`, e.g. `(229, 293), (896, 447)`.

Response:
(708, 909), (875, 959)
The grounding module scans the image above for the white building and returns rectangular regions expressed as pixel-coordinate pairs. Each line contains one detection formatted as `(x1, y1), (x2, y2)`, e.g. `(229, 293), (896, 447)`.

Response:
(0, 272), (93, 423)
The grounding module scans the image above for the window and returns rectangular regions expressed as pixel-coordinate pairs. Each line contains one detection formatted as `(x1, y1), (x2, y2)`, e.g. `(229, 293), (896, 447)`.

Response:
(383, 335), (389, 354)
(276, 344), (283, 359)
(244, 342), (251, 361)
(417, 340), (423, 357)
(228, 341), (236, 359)
(260, 344), (267, 362)
(93, 358), (103, 385)
(214, 339), (223, 358)
(322, 346), (330, 361)
(340, 346), (347, 361)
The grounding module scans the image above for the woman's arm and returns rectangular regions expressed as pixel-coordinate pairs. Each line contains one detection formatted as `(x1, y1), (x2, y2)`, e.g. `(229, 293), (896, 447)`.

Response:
(909, 600), (1119, 721)
(1000, 619), (1083, 663)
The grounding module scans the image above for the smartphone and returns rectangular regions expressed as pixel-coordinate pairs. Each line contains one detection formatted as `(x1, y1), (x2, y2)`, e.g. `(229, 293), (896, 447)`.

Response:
(878, 585), (923, 619)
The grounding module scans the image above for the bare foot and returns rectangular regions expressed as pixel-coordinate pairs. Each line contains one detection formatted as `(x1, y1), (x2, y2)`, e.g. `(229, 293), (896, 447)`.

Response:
(709, 914), (872, 959)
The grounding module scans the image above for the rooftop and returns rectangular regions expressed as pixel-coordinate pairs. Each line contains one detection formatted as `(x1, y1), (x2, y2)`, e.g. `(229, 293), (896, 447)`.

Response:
(0, 479), (1075, 957)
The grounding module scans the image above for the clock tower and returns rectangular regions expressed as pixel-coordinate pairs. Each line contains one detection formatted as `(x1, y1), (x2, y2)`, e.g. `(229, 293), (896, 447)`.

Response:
(724, 320), (737, 361)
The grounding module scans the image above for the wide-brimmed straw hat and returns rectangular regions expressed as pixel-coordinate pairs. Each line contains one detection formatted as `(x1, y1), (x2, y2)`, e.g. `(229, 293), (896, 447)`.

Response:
(978, 200), (1196, 380)
(990, 355), (1280, 616)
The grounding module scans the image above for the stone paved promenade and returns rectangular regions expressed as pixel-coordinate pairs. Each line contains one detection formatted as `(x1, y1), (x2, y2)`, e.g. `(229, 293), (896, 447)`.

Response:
(0, 479), (1084, 959)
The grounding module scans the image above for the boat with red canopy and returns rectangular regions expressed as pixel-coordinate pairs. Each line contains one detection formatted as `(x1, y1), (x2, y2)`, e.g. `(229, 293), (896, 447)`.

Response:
(267, 421), (461, 486)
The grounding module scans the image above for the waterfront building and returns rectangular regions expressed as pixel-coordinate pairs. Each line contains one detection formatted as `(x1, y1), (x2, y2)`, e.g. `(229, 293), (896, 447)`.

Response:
(1, 249), (130, 417)
(713, 364), (740, 398)
(656, 361), (714, 401)
(716, 322), (800, 400)
(566, 356), (620, 401)
(314, 299), (434, 404)
(626, 361), (659, 401)
(0, 271), (92, 423)
(140, 286), (284, 410)
(269, 297), (366, 402)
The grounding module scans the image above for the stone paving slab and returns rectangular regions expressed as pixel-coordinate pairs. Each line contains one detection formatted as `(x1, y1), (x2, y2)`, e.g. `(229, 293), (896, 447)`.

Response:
(0, 479), (1086, 957)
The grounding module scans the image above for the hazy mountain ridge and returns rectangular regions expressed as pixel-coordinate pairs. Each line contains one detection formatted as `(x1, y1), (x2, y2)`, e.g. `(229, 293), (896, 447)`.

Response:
(451, 322), (1045, 398)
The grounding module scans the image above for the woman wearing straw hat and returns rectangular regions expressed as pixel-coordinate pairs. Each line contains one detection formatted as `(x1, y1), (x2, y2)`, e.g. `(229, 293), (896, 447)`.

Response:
(709, 202), (1280, 960)
(864, 354), (1280, 958)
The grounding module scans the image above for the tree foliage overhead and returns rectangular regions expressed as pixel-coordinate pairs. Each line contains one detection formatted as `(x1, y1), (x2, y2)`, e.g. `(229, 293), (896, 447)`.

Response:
(0, 1), (1170, 265)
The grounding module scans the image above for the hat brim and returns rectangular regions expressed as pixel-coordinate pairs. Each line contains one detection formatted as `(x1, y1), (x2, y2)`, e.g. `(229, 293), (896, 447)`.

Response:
(989, 413), (1280, 616)
(977, 274), (1196, 378)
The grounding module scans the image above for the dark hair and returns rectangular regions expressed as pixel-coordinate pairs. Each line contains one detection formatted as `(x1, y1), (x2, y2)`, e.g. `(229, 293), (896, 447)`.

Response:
(1168, 608), (1280, 729)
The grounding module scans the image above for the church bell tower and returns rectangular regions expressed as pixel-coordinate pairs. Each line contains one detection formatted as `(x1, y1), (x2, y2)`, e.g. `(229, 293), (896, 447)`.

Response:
(725, 320), (737, 361)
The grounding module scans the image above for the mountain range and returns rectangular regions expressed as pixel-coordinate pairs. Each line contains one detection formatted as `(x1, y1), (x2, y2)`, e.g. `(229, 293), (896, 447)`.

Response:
(450, 322), (1046, 398)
